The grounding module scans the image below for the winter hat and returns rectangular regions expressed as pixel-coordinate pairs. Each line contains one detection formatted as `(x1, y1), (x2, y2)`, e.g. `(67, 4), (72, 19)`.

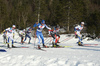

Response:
(81, 22), (84, 24)
(12, 25), (16, 28)
(23, 29), (25, 31)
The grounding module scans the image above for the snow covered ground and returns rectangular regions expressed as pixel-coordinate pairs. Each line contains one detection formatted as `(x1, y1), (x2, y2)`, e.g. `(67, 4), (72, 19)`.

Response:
(0, 32), (100, 66)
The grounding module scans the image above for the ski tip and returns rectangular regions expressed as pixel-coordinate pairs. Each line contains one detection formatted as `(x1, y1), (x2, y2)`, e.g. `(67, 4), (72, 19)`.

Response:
(0, 49), (7, 52)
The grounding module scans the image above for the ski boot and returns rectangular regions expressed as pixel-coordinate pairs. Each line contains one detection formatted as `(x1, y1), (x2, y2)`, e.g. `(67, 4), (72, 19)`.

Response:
(22, 41), (25, 43)
(52, 42), (55, 47)
(57, 41), (60, 43)
(38, 45), (41, 49)
(55, 43), (60, 47)
(21, 41), (24, 44)
(78, 42), (83, 46)
(12, 45), (17, 48)
(43, 44), (48, 48)
(28, 42), (30, 44)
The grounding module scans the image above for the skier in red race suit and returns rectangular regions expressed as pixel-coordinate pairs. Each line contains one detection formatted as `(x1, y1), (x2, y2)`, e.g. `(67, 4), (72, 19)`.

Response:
(49, 26), (60, 47)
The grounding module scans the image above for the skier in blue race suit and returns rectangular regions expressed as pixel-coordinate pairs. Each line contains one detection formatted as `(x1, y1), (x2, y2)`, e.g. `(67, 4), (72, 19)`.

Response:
(24, 27), (32, 44)
(36, 20), (51, 49)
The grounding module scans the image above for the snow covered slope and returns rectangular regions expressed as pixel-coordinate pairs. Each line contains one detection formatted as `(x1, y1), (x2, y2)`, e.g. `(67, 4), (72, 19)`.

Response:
(0, 33), (100, 66)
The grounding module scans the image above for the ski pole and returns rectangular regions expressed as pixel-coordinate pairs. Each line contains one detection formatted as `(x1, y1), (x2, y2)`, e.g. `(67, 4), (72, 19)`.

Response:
(44, 36), (50, 43)
(34, 33), (37, 48)
(45, 35), (51, 44)
(14, 36), (20, 43)
(49, 36), (52, 46)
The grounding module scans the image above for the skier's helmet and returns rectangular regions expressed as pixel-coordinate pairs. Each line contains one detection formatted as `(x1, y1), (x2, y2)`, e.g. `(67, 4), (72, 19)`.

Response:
(41, 20), (45, 24)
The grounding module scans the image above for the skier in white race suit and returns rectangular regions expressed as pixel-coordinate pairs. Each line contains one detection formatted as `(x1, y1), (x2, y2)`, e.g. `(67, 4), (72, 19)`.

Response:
(4, 25), (16, 48)
(74, 22), (84, 46)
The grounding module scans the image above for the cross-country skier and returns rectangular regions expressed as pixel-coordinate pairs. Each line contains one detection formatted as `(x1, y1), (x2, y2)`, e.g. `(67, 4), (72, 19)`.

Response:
(19, 29), (25, 44)
(24, 27), (32, 44)
(74, 22), (84, 46)
(36, 20), (51, 49)
(3, 25), (16, 48)
(49, 26), (60, 47)
(55, 26), (60, 43)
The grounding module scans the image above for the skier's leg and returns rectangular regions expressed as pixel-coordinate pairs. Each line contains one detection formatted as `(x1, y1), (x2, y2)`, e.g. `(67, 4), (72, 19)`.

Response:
(51, 33), (55, 42)
(77, 34), (83, 46)
(21, 36), (24, 43)
(6, 35), (7, 43)
(51, 33), (56, 47)
(77, 32), (82, 43)
(27, 35), (31, 44)
(40, 33), (45, 47)
(36, 33), (41, 49)
(24, 35), (27, 42)
(56, 34), (60, 43)
(10, 36), (15, 47)
(55, 35), (59, 47)
(3, 35), (5, 43)
(7, 37), (10, 48)
(55, 35), (58, 43)
(78, 34), (82, 42)
(21, 35), (23, 43)
(36, 33), (41, 45)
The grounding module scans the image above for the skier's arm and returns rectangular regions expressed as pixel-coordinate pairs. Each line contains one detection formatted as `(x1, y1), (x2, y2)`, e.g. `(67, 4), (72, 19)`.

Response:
(1, 30), (6, 34)
(33, 26), (38, 36)
(34, 26), (38, 31)
(74, 26), (79, 35)
(33, 24), (36, 30)
(2, 27), (10, 34)
(48, 29), (54, 37)
(74, 25), (80, 31)
(45, 25), (51, 36)
(13, 30), (15, 38)
(21, 31), (25, 37)
(2, 30), (6, 33)
(45, 25), (51, 30)
(5, 28), (10, 31)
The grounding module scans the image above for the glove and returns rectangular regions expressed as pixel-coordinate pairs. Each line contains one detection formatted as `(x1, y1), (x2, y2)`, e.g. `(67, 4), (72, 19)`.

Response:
(48, 30), (51, 34)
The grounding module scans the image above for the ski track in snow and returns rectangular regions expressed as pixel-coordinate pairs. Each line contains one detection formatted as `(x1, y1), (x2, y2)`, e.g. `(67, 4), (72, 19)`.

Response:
(0, 33), (100, 66)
